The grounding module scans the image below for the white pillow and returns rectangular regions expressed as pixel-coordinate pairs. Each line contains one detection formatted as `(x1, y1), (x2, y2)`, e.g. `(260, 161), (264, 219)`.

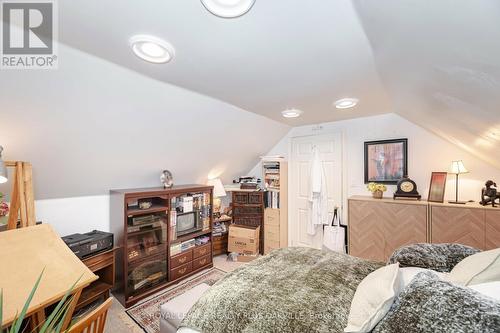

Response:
(447, 248), (500, 286)
(469, 281), (500, 301)
(399, 267), (448, 287)
(344, 263), (401, 333)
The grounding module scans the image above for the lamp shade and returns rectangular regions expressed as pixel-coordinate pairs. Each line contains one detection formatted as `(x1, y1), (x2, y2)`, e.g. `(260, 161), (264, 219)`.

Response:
(450, 160), (468, 174)
(0, 146), (7, 184)
(207, 178), (227, 198)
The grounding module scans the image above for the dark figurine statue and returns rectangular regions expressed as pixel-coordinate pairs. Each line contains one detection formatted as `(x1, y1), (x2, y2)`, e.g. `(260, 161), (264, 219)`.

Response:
(480, 180), (500, 207)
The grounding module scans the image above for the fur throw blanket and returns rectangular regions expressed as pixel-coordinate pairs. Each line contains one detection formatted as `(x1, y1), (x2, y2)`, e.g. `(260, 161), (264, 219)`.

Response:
(180, 247), (382, 333)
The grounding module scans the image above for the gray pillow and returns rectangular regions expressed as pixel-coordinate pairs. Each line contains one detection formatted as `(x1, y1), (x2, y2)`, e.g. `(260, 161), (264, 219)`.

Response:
(388, 243), (480, 272)
(372, 271), (500, 333)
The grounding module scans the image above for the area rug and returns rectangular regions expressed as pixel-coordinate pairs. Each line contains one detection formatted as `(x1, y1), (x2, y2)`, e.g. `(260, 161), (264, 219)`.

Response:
(126, 268), (226, 333)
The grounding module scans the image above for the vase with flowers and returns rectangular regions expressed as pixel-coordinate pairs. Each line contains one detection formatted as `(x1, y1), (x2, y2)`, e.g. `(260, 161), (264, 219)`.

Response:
(0, 192), (9, 225)
(367, 182), (387, 199)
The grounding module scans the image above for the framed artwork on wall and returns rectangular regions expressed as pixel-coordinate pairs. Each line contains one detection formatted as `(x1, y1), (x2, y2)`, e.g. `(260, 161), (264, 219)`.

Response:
(428, 172), (448, 203)
(364, 138), (408, 184)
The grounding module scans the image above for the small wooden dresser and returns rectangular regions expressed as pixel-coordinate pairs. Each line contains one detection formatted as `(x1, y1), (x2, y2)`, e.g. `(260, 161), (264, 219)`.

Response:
(77, 248), (116, 311)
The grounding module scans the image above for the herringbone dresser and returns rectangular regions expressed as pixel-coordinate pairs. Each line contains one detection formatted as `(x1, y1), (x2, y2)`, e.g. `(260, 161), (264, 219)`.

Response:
(430, 202), (500, 250)
(348, 196), (500, 262)
(348, 196), (428, 262)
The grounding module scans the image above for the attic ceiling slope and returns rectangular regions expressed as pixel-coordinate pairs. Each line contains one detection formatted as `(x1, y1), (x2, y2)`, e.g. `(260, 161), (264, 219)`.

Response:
(48, 0), (391, 125)
(0, 44), (289, 200)
(353, 0), (500, 170)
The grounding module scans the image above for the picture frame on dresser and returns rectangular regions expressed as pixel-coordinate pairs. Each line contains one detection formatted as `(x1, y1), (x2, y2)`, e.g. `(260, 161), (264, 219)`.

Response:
(428, 172), (447, 203)
(364, 138), (408, 185)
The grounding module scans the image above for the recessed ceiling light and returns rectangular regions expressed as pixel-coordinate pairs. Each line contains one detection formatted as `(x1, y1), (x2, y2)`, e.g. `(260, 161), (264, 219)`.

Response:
(201, 0), (256, 18)
(281, 109), (303, 118)
(130, 35), (175, 64)
(334, 98), (359, 109)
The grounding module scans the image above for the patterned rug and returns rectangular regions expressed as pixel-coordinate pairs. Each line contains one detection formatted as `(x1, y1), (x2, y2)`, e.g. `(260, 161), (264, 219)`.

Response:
(126, 268), (226, 333)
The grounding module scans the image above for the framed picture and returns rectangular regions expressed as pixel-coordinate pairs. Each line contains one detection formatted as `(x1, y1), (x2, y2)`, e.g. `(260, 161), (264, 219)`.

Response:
(428, 172), (448, 203)
(364, 138), (408, 184)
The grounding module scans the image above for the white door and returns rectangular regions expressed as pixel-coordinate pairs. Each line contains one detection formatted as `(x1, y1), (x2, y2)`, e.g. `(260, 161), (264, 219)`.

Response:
(290, 133), (343, 249)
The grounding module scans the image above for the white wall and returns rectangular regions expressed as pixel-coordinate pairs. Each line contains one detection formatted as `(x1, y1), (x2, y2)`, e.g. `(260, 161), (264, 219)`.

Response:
(23, 113), (500, 236)
(249, 113), (500, 207)
(0, 44), (289, 236)
(0, 43), (289, 201)
(35, 196), (109, 236)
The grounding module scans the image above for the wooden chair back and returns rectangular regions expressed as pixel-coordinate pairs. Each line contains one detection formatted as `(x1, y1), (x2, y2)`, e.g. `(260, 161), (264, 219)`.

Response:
(68, 298), (112, 333)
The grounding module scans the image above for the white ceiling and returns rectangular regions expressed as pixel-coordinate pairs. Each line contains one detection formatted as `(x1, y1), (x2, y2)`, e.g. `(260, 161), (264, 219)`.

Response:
(52, 0), (500, 168)
(0, 44), (289, 199)
(54, 0), (391, 125)
(2, 0), (500, 200)
(353, 0), (500, 168)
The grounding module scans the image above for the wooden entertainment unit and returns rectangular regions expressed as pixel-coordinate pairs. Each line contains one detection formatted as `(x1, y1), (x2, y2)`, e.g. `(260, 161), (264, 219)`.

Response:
(110, 185), (213, 307)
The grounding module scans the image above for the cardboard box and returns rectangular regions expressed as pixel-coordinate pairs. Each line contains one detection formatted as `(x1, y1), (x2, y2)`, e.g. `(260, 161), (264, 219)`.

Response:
(236, 254), (260, 262)
(228, 224), (260, 255)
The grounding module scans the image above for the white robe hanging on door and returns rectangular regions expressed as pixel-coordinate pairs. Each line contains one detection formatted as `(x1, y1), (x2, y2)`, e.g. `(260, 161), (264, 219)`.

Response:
(308, 146), (329, 235)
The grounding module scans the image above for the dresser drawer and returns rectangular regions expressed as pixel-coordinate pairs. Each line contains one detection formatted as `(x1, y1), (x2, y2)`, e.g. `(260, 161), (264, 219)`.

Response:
(264, 225), (280, 242)
(193, 243), (211, 259)
(83, 250), (114, 269)
(193, 254), (211, 270)
(264, 208), (280, 226)
(233, 217), (262, 227)
(233, 192), (249, 204)
(170, 262), (192, 280)
(248, 193), (263, 204)
(170, 250), (193, 269)
(234, 206), (263, 216)
(84, 255), (114, 272)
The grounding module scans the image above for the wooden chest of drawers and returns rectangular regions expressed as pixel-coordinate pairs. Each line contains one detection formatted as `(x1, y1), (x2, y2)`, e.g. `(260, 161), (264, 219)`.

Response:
(264, 208), (287, 254)
(169, 242), (212, 281)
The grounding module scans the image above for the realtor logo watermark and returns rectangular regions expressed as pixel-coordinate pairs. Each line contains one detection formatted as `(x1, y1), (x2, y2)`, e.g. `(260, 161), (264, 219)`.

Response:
(1, 0), (58, 69)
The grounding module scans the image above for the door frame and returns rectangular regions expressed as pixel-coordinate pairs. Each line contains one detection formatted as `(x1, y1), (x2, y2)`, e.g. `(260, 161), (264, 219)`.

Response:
(287, 131), (346, 247)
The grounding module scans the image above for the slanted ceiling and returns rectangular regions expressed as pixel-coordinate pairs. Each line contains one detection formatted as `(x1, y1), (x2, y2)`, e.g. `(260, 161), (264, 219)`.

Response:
(353, 0), (500, 169)
(1, 0), (500, 199)
(50, 0), (500, 169)
(0, 45), (289, 199)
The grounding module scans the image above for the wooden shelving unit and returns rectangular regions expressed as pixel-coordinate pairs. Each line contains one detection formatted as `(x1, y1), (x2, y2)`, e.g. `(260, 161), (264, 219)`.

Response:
(262, 158), (288, 254)
(110, 185), (214, 308)
(231, 191), (265, 254)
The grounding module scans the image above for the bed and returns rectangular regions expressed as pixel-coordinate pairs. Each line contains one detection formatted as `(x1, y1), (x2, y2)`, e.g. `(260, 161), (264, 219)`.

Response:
(179, 247), (382, 332)
(177, 244), (500, 333)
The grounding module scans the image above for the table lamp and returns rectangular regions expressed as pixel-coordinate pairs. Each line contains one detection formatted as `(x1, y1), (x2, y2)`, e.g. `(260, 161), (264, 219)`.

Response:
(0, 146), (8, 184)
(449, 160), (468, 204)
(207, 178), (227, 213)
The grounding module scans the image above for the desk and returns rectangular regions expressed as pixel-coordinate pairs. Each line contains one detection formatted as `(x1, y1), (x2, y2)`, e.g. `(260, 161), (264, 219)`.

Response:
(0, 224), (97, 330)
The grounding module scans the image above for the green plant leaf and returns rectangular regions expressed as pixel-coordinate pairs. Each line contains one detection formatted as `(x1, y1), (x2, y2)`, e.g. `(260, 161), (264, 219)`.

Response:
(53, 298), (73, 333)
(38, 274), (82, 333)
(11, 269), (45, 333)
